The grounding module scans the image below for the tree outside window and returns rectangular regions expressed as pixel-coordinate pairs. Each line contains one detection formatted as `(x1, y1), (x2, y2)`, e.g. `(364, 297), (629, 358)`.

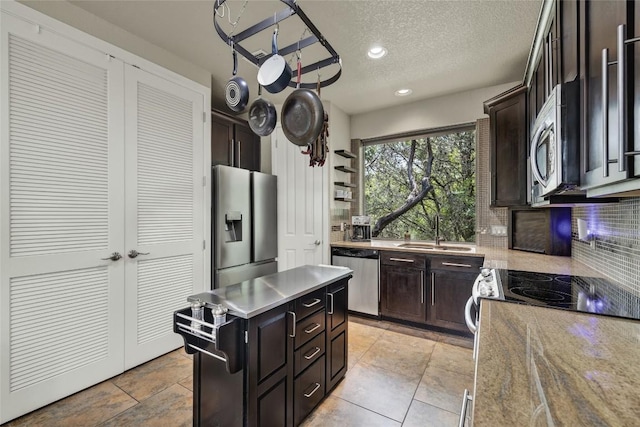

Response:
(364, 126), (475, 242)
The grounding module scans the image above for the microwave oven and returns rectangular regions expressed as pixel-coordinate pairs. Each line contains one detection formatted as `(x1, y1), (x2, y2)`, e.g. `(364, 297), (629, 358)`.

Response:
(529, 81), (580, 203)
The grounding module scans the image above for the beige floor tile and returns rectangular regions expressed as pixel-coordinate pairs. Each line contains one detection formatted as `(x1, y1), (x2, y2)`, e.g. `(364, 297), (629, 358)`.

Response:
(401, 399), (460, 427)
(348, 331), (379, 365)
(100, 384), (191, 427)
(350, 316), (391, 331)
(112, 351), (192, 402)
(358, 337), (433, 378)
(438, 333), (474, 349)
(427, 342), (474, 375)
(331, 362), (421, 422)
(178, 376), (193, 392)
(5, 381), (137, 427)
(413, 366), (473, 414)
(301, 396), (400, 427)
(380, 329), (438, 353)
(386, 323), (445, 343)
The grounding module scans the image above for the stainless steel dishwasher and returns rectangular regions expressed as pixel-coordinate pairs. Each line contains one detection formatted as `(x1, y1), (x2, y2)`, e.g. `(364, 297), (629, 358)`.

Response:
(331, 247), (379, 316)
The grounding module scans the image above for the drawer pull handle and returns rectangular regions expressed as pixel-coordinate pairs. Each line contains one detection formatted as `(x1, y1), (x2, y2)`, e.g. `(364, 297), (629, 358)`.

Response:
(304, 382), (321, 398)
(441, 262), (472, 268)
(389, 257), (414, 263)
(302, 298), (321, 308)
(304, 323), (321, 334)
(304, 346), (321, 360)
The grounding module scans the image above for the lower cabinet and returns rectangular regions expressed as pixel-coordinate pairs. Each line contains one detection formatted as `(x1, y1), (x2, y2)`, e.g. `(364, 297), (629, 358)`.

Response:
(428, 256), (484, 333)
(195, 279), (350, 427)
(380, 252), (427, 323)
(380, 250), (484, 334)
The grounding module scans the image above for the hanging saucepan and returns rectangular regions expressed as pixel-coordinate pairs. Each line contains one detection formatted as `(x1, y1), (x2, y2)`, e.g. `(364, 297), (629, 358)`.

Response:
(257, 27), (292, 94)
(281, 59), (324, 146)
(225, 47), (249, 112)
(248, 85), (277, 137)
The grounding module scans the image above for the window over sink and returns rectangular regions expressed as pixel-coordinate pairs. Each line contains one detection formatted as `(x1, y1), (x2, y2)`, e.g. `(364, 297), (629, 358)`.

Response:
(363, 124), (476, 242)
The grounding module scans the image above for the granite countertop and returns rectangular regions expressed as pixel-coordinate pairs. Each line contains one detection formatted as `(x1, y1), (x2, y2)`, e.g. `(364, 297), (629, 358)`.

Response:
(331, 240), (600, 276)
(473, 300), (640, 426)
(187, 265), (353, 319)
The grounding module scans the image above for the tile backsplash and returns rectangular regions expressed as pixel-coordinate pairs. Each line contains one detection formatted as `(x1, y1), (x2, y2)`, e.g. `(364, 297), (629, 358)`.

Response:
(475, 118), (508, 248)
(572, 198), (640, 296)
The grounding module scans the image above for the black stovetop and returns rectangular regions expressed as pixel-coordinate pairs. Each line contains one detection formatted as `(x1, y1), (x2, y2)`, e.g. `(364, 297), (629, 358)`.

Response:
(494, 269), (640, 321)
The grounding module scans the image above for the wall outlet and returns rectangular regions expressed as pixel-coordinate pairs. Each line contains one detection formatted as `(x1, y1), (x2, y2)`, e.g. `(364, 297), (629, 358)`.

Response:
(491, 225), (507, 236)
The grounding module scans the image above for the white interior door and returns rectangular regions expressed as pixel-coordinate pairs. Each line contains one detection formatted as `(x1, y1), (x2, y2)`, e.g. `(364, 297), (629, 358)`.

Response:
(272, 126), (327, 270)
(122, 65), (205, 369)
(0, 15), (125, 423)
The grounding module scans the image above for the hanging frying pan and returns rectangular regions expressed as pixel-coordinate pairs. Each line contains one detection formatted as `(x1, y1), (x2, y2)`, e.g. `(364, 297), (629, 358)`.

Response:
(257, 27), (292, 94)
(281, 59), (324, 146)
(248, 85), (277, 137)
(225, 48), (249, 112)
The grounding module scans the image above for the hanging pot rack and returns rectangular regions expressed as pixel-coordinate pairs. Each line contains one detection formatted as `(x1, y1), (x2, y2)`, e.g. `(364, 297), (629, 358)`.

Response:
(213, 0), (342, 89)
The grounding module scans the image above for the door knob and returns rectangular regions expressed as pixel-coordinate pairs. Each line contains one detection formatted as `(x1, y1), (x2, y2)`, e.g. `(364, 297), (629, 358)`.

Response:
(314, 240), (321, 246)
(101, 252), (122, 261)
(128, 250), (150, 259)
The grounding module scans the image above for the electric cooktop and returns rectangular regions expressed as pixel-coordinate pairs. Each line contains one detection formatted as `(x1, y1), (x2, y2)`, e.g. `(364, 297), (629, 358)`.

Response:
(494, 269), (640, 321)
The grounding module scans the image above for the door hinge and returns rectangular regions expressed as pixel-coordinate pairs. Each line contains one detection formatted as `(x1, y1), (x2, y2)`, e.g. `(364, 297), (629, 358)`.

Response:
(203, 240), (206, 250)
(244, 331), (248, 343)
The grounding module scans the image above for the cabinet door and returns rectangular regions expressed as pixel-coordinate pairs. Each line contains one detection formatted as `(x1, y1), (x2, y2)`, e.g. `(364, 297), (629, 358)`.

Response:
(428, 270), (476, 333)
(560, 0), (579, 83)
(580, 0), (630, 190)
(489, 89), (528, 207)
(235, 122), (261, 171)
(380, 266), (427, 323)
(211, 113), (233, 166)
(0, 16), (126, 423)
(326, 281), (348, 391)
(247, 304), (293, 427)
(123, 65), (205, 369)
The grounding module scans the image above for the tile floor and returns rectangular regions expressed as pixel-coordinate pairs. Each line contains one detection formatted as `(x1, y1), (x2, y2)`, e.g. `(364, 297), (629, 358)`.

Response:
(2, 316), (473, 427)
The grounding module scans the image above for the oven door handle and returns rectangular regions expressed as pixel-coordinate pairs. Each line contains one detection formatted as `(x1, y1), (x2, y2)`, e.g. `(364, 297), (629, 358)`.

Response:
(464, 296), (477, 334)
(530, 122), (551, 188)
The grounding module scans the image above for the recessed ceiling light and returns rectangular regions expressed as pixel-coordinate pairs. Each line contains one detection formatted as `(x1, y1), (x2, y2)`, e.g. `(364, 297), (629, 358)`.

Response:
(367, 46), (387, 59)
(395, 88), (412, 96)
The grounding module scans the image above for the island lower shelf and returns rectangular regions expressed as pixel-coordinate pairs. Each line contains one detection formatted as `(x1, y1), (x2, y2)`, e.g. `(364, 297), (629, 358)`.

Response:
(174, 265), (352, 427)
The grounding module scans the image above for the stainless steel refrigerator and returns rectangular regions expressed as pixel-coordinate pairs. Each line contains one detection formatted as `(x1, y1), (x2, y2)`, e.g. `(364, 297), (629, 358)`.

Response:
(212, 165), (278, 288)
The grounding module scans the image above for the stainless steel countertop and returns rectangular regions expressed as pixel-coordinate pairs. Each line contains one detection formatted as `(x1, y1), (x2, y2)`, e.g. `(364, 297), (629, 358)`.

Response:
(188, 265), (354, 319)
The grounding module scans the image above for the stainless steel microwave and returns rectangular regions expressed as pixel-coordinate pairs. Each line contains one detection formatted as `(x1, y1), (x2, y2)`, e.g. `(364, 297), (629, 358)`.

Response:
(529, 81), (580, 202)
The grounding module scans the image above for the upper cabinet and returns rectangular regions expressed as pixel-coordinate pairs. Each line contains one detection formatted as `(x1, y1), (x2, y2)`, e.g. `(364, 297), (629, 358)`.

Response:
(211, 111), (260, 172)
(580, 0), (640, 197)
(484, 85), (528, 207)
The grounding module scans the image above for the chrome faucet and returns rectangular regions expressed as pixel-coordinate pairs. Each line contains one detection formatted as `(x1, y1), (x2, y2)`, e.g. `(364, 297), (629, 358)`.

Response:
(434, 215), (444, 246)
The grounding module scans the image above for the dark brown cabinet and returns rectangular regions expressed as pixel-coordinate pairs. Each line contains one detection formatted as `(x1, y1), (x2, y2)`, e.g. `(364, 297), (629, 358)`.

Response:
(427, 256), (483, 333)
(380, 251), (427, 323)
(326, 281), (348, 392)
(484, 86), (529, 207)
(211, 110), (260, 171)
(580, 0), (640, 196)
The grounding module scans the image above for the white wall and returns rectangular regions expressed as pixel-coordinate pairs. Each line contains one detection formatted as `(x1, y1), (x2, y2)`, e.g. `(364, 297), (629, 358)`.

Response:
(350, 82), (519, 140)
(18, 0), (211, 88)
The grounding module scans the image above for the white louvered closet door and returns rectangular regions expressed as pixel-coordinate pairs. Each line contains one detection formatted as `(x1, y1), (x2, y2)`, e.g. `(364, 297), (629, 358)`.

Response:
(0, 15), (125, 423)
(123, 65), (205, 369)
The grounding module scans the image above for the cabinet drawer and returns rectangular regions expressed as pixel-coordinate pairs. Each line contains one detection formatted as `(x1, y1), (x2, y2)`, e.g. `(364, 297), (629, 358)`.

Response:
(429, 255), (483, 272)
(295, 288), (326, 320)
(294, 332), (325, 376)
(295, 309), (325, 349)
(380, 251), (426, 268)
(294, 355), (326, 426)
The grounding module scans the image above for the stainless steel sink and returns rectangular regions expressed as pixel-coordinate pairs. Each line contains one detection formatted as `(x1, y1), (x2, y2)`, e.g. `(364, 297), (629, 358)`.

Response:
(396, 243), (473, 252)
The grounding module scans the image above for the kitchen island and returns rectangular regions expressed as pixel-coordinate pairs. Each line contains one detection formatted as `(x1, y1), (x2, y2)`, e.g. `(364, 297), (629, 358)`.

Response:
(174, 265), (353, 427)
(472, 300), (640, 425)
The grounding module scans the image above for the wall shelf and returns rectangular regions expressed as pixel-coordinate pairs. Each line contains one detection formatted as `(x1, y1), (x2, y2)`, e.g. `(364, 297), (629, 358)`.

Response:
(334, 149), (356, 159)
(334, 166), (356, 174)
(334, 181), (356, 188)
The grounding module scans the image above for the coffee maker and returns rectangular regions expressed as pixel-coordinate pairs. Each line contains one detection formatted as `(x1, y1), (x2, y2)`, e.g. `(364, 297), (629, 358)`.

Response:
(351, 215), (372, 241)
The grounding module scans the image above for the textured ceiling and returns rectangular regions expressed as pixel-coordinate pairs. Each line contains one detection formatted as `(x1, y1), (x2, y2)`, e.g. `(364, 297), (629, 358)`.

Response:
(69, 0), (542, 115)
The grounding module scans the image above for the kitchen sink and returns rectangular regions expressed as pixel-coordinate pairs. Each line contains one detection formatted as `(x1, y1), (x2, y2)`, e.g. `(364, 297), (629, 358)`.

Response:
(396, 243), (474, 252)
